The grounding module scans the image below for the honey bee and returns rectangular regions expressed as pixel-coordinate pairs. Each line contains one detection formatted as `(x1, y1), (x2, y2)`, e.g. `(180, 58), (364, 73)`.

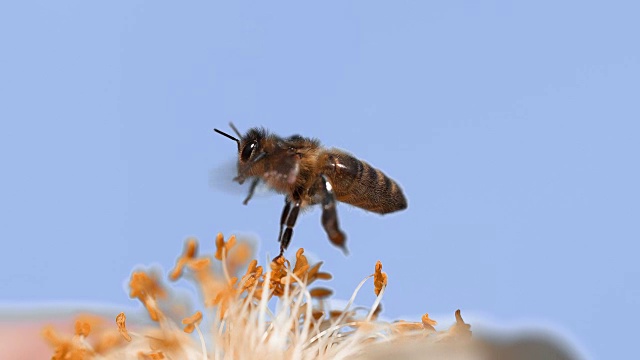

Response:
(214, 123), (407, 257)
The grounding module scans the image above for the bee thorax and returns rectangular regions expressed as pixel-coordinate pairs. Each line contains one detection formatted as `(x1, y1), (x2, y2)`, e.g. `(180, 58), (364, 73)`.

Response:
(262, 165), (299, 192)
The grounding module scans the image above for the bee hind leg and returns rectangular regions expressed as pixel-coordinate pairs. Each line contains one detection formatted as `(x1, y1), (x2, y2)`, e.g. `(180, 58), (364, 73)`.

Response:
(319, 175), (348, 255)
(277, 199), (291, 243)
(278, 199), (300, 258)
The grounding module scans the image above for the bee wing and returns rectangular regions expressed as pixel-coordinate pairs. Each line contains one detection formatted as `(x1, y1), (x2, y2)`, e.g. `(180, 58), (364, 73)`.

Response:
(209, 159), (270, 197)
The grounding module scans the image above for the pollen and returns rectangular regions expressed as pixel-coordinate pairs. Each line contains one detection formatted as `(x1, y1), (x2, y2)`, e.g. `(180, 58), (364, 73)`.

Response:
(373, 260), (388, 296)
(448, 309), (472, 339)
(214, 233), (236, 261)
(187, 257), (211, 271)
(41, 325), (62, 348)
(421, 313), (438, 332)
(268, 254), (289, 297)
(169, 237), (198, 281)
(309, 287), (333, 299)
(74, 320), (91, 337)
(137, 351), (165, 359)
(293, 248), (309, 273)
(116, 312), (132, 342)
(392, 320), (425, 333)
(212, 276), (239, 318)
(181, 311), (203, 334)
(129, 272), (166, 300)
(307, 261), (332, 284)
(129, 271), (166, 321)
(240, 259), (261, 291)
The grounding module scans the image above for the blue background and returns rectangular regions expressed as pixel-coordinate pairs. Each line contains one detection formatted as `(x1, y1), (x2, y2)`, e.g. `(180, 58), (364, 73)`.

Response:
(1, 1), (638, 359)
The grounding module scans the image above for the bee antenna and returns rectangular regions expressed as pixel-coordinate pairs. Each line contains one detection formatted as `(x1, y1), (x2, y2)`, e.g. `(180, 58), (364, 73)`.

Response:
(228, 122), (243, 139)
(214, 128), (240, 145)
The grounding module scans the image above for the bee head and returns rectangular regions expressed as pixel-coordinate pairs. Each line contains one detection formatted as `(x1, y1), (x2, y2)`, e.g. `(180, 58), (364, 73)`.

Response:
(237, 127), (267, 164)
(214, 124), (268, 181)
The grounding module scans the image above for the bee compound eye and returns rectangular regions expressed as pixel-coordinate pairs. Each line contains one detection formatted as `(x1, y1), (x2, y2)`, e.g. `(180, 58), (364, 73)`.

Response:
(241, 141), (256, 161)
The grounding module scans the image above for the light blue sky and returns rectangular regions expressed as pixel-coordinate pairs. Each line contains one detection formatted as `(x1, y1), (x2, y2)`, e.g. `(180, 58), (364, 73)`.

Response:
(1, 1), (638, 358)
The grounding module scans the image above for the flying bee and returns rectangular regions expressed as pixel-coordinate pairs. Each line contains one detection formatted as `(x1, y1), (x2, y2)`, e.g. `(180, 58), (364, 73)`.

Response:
(214, 123), (407, 257)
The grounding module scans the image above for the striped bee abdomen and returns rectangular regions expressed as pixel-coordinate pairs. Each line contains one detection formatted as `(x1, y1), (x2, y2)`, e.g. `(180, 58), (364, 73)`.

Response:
(320, 150), (407, 214)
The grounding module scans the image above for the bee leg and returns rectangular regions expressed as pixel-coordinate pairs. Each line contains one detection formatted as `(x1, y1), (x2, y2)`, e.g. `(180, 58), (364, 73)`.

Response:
(277, 199), (291, 243)
(242, 178), (260, 205)
(319, 175), (348, 254)
(279, 199), (301, 257)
